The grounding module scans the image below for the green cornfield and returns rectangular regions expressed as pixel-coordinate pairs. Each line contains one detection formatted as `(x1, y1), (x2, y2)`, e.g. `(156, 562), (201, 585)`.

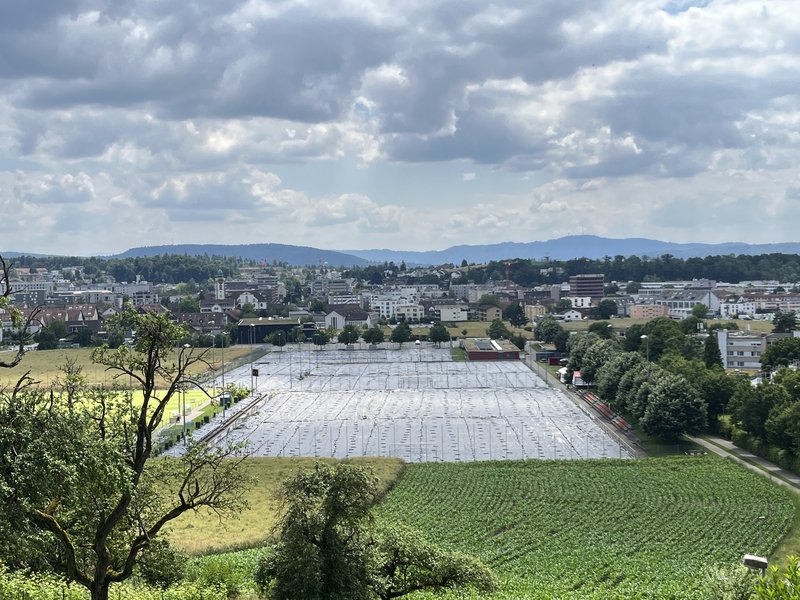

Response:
(377, 456), (795, 599)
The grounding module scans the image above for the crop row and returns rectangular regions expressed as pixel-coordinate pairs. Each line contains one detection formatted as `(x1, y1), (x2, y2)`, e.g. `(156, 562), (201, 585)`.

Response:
(376, 456), (795, 599)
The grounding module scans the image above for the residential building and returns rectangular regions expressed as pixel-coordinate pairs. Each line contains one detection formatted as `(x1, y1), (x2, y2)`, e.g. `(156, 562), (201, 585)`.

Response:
(395, 303), (425, 322)
(629, 304), (670, 319)
(470, 304), (502, 322)
(524, 304), (547, 321)
(438, 305), (469, 322)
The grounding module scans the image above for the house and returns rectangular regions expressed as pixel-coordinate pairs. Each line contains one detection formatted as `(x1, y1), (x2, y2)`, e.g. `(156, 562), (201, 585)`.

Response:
(560, 309), (583, 322)
(325, 306), (371, 329)
(200, 297), (237, 314)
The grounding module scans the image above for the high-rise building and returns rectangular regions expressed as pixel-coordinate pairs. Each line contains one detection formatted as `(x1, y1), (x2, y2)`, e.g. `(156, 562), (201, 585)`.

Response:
(569, 274), (604, 301)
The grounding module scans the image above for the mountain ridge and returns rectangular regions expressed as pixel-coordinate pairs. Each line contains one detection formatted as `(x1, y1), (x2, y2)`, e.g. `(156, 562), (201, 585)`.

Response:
(3, 236), (800, 266)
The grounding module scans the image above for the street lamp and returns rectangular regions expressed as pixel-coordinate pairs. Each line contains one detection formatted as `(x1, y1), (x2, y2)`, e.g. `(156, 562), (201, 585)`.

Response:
(640, 334), (649, 362)
(179, 343), (191, 445)
(250, 323), (255, 395)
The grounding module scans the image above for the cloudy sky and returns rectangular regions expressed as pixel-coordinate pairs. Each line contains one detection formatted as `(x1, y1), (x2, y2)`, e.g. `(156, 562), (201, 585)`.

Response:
(1, 0), (798, 255)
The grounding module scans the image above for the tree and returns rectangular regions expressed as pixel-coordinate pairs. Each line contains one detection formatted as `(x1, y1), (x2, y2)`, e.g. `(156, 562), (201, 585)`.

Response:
(553, 329), (570, 353)
(596, 352), (644, 404)
(691, 303), (709, 319)
(255, 463), (496, 600)
(639, 373), (707, 439)
(626, 281), (642, 294)
(486, 319), (511, 340)
(703, 334), (724, 369)
(588, 321), (613, 339)
(390, 322), (412, 347)
(362, 326), (384, 345)
(0, 309), (250, 600)
(761, 338), (800, 370)
(339, 324), (361, 345)
(35, 324), (60, 350)
(534, 316), (562, 344)
(502, 302), (527, 327)
(477, 294), (500, 308)
(773, 310), (798, 333)
(595, 299), (618, 320)
(580, 339), (620, 384)
(269, 330), (288, 349)
(730, 383), (790, 440)
(565, 332), (600, 375)
(0, 255), (40, 369)
(428, 323), (450, 347)
(552, 299), (573, 313)
(313, 330), (331, 348)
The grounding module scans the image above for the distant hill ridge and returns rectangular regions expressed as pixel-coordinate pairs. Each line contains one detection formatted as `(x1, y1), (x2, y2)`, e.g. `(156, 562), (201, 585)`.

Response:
(344, 236), (800, 265)
(113, 243), (370, 267)
(4, 236), (800, 266)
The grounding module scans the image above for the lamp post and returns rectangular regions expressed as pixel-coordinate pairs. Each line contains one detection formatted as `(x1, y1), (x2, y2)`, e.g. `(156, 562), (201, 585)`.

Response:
(640, 334), (649, 362)
(179, 343), (191, 445)
(250, 323), (255, 396)
(216, 332), (227, 418)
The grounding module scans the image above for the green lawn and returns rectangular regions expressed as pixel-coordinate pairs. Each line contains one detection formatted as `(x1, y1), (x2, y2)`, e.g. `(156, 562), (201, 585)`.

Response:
(0, 346), (254, 388)
(166, 457), (406, 555)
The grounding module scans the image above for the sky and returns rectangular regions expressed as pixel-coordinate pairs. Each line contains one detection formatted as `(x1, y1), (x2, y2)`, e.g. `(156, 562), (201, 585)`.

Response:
(1, 0), (799, 256)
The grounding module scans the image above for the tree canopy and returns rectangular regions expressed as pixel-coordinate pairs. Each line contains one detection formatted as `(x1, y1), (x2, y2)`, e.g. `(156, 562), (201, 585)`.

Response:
(0, 308), (250, 600)
(255, 463), (496, 600)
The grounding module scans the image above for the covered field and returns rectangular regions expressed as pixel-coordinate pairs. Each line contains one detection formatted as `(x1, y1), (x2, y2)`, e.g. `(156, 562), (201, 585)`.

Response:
(211, 346), (629, 462)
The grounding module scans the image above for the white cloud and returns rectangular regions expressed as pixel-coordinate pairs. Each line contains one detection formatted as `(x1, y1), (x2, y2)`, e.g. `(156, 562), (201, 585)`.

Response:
(0, 0), (799, 253)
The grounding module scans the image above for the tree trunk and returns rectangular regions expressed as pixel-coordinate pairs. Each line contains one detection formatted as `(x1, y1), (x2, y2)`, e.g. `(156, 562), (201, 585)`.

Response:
(90, 579), (110, 600)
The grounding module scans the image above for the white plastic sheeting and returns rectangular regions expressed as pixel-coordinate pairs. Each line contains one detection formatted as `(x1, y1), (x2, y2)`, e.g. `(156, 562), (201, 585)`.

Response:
(207, 347), (630, 462)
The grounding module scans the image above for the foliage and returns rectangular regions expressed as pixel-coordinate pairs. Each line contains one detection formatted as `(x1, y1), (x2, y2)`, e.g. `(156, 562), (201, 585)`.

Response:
(0, 566), (229, 599)
(136, 538), (187, 589)
(509, 333), (527, 350)
(579, 338), (619, 384)
(730, 383), (791, 441)
(428, 323), (450, 347)
(313, 330), (331, 347)
(692, 303), (710, 319)
(10, 253), (242, 285)
(753, 556), (800, 599)
(376, 457), (794, 599)
(0, 309), (251, 600)
(390, 322), (412, 346)
(534, 316), (563, 343)
(256, 462), (377, 600)
(268, 331), (288, 347)
(588, 320), (613, 339)
(761, 338), (800, 370)
(565, 332), (600, 375)
(639, 373), (707, 439)
(373, 523), (497, 600)
(477, 294), (500, 308)
(595, 352), (644, 404)
(502, 302), (527, 327)
(486, 319), (511, 340)
(704, 333), (724, 369)
(773, 310), (798, 334)
(256, 462), (494, 600)
(595, 299), (618, 320)
(339, 324), (362, 345)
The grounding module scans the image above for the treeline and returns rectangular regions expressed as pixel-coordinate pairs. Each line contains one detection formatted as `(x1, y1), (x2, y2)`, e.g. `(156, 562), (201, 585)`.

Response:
(8, 254), (245, 284)
(559, 316), (743, 440)
(728, 365), (800, 473)
(471, 252), (800, 286)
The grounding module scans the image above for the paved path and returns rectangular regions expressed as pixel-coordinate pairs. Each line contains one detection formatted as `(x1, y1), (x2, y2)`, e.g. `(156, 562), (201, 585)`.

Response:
(688, 434), (800, 495)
